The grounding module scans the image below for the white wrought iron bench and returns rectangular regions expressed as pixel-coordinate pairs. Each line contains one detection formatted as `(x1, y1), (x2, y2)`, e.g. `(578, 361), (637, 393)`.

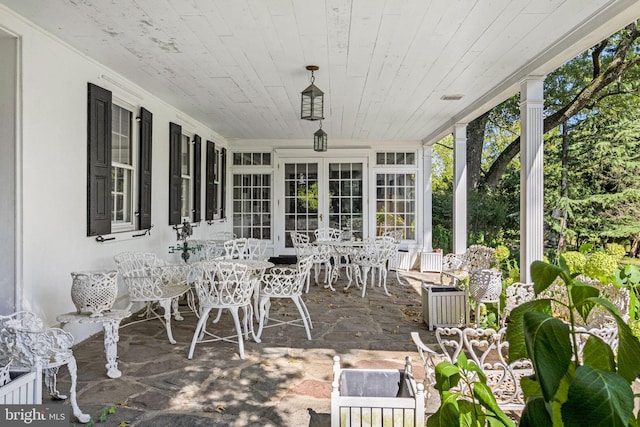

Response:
(0, 311), (90, 422)
(411, 327), (532, 411)
(440, 244), (496, 285)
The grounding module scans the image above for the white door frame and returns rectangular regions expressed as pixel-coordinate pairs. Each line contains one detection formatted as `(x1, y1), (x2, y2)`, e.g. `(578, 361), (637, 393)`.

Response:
(273, 152), (369, 255)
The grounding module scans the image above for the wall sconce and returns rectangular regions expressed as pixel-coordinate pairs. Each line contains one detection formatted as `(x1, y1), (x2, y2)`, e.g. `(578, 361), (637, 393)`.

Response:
(314, 122), (327, 152)
(301, 65), (324, 121)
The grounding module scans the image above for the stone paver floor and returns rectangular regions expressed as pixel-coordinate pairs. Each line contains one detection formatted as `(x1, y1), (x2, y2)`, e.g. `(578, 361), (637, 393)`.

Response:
(50, 269), (441, 426)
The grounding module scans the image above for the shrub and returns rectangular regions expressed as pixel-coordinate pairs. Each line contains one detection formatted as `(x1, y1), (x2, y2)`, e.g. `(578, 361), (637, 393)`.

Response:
(605, 242), (627, 260)
(584, 251), (618, 281)
(494, 245), (510, 262)
(562, 251), (586, 274)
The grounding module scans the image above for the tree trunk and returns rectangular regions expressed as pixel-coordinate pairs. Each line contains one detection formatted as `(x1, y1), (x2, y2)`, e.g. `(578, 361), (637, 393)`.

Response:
(466, 112), (490, 190)
(631, 234), (640, 258)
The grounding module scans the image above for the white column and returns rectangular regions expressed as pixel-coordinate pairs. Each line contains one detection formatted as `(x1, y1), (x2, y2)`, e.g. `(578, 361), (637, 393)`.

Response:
(520, 77), (545, 283)
(453, 124), (467, 254)
(422, 145), (433, 252)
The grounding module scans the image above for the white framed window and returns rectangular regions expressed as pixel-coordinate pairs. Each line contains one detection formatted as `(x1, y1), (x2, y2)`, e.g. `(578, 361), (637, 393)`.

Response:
(231, 151), (271, 238)
(111, 102), (135, 231)
(374, 151), (417, 240)
(180, 134), (192, 220)
(232, 173), (272, 239)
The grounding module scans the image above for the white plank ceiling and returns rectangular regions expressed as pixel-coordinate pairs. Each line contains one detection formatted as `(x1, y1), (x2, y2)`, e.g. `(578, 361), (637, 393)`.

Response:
(1, 0), (640, 144)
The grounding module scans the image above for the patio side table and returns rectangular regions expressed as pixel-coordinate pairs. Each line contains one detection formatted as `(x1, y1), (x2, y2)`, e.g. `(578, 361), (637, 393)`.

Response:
(57, 309), (131, 379)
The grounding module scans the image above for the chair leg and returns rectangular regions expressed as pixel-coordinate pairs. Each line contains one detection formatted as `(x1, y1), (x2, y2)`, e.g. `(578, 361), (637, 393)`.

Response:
(360, 266), (370, 297)
(172, 297), (184, 321)
(227, 307), (246, 359)
(381, 268), (391, 296)
(65, 357), (90, 423)
(291, 296), (312, 340)
(297, 297), (313, 330)
(159, 299), (177, 344)
(256, 297), (270, 340)
(188, 307), (212, 359)
(44, 367), (65, 400)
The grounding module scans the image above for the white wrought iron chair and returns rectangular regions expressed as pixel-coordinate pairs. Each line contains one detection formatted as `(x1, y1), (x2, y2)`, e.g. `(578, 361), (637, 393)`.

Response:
(468, 268), (503, 325)
(382, 230), (404, 283)
(0, 312), (90, 423)
(291, 231), (333, 292)
(414, 326), (530, 410)
(245, 238), (268, 260)
(188, 261), (256, 360)
(203, 241), (225, 260)
(410, 331), (446, 400)
(314, 227), (341, 242)
(114, 252), (190, 344)
(502, 282), (535, 326)
(441, 245), (496, 285)
(211, 231), (236, 241)
(223, 237), (248, 259)
(256, 255), (315, 340)
(350, 237), (396, 297)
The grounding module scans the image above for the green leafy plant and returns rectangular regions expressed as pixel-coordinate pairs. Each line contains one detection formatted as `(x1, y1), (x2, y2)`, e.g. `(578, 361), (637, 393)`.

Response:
(506, 259), (640, 426)
(583, 251), (618, 282)
(428, 353), (515, 427)
(606, 242), (627, 260)
(614, 263), (640, 338)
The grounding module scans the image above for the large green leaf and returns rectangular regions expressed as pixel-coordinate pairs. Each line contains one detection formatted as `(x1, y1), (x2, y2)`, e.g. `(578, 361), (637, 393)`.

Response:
(506, 299), (552, 361)
(472, 382), (515, 427)
(523, 311), (572, 401)
(427, 391), (460, 427)
(590, 296), (640, 382)
(519, 397), (553, 427)
(570, 283), (599, 324)
(561, 365), (634, 427)
(582, 335), (615, 372)
(457, 399), (483, 427)
(520, 375), (541, 400)
(434, 361), (461, 392)
(531, 261), (564, 294)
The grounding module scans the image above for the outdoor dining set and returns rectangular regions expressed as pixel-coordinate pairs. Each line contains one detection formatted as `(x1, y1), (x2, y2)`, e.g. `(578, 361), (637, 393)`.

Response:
(0, 228), (407, 424)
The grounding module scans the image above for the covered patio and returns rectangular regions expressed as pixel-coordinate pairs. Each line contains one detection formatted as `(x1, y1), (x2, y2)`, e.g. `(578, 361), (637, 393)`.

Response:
(2, 0), (640, 425)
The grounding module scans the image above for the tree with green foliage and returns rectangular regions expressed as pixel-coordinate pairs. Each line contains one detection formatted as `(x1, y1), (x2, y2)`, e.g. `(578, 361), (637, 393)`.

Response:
(441, 20), (640, 253)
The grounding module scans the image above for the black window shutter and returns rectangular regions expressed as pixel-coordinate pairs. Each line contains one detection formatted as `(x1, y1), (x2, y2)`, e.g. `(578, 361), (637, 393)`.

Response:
(221, 147), (227, 219)
(205, 140), (216, 221)
(87, 83), (112, 236)
(138, 107), (153, 230)
(168, 122), (182, 225)
(193, 134), (201, 222)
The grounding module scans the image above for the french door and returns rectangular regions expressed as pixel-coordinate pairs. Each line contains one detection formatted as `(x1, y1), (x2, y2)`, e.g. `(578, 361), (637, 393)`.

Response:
(275, 157), (368, 255)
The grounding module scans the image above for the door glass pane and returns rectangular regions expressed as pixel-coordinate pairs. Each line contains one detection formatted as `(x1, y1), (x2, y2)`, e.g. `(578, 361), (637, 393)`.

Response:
(284, 163), (318, 247)
(328, 162), (363, 238)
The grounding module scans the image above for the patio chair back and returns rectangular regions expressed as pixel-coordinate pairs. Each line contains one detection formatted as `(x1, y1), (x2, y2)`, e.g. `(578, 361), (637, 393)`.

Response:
(223, 238), (249, 259)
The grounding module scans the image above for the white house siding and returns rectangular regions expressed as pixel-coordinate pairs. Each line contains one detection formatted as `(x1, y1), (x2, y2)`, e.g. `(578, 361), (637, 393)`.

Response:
(0, 5), (230, 341)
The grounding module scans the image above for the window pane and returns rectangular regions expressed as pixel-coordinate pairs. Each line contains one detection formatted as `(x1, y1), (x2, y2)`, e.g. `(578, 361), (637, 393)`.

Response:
(232, 173), (272, 243)
(181, 135), (190, 174)
(375, 172), (416, 239)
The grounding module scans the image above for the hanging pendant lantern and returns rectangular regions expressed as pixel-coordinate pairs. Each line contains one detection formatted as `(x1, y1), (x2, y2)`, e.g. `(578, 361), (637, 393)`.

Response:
(314, 122), (327, 152)
(301, 65), (324, 121)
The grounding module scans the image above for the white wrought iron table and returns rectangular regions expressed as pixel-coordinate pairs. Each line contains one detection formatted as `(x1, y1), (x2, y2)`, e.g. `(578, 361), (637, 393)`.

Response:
(314, 240), (365, 290)
(57, 309), (131, 379)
